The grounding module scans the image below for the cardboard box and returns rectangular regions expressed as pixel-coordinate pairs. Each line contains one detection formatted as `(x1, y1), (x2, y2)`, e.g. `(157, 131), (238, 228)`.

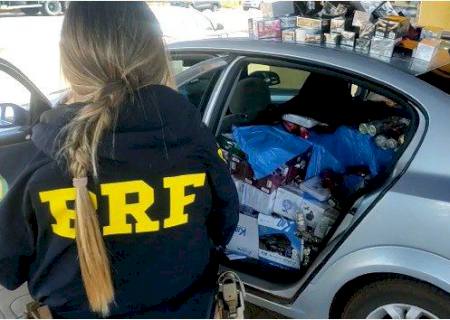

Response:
(249, 18), (281, 40)
(273, 185), (304, 220)
(352, 10), (371, 28)
(413, 38), (441, 61)
(370, 37), (396, 57)
(324, 32), (340, 46)
(340, 31), (356, 47)
(280, 15), (297, 30)
(296, 28), (323, 44)
(226, 208), (259, 259)
(355, 37), (371, 53)
(297, 17), (329, 33)
(375, 16), (410, 40)
(239, 181), (277, 215)
(258, 213), (303, 270)
(300, 196), (340, 239)
(330, 17), (345, 33)
(282, 28), (296, 42)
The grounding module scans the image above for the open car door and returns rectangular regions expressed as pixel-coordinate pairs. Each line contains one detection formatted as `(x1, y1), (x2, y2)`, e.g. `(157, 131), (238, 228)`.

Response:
(0, 58), (51, 319)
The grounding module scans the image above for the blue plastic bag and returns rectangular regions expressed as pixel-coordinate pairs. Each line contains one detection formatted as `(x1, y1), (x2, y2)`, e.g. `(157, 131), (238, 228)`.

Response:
(233, 125), (393, 180)
(232, 125), (312, 179)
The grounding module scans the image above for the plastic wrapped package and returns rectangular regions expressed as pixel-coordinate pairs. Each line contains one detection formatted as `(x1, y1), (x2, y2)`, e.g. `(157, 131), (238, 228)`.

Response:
(360, 1), (398, 18)
(232, 125), (312, 179)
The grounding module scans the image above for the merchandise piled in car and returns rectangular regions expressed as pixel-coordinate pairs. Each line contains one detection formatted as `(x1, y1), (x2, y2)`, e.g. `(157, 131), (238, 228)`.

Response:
(221, 113), (411, 274)
(248, 1), (447, 61)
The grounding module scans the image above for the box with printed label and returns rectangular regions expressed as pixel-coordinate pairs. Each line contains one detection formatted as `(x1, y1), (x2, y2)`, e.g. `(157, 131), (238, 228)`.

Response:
(330, 17), (345, 33)
(226, 207), (259, 259)
(300, 195), (340, 240)
(258, 213), (303, 270)
(273, 185), (304, 220)
(239, 180), (277, 215)
(249, 18), (281, 40)
(355, 38), (371, 53)
(413, 38), (441, 61)
(282, 29), (296, 42)
(297, 17), (329, 33)
(340, 31), (355, 47)
(280, 16), (297, 30)
(295, 28), (323, 44)
(352, 10), (371, 28)
(375, 16), (409, 40)
(370, 37), (396, 57)
(324, 32), (340, 46)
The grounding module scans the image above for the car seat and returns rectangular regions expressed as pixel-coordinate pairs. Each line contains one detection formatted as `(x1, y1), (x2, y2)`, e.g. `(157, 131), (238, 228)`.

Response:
(220, 77), (271, 133)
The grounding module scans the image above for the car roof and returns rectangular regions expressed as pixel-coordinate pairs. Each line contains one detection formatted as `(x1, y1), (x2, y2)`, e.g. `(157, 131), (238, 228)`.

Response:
(168, 38), (450, 76)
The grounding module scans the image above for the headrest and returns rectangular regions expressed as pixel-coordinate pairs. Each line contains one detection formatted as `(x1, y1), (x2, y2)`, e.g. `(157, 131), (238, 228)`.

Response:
(229, 77), (271, 115)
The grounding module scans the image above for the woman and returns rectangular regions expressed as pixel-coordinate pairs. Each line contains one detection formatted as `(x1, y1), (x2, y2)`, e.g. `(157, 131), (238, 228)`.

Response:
(0, 2), (239, 318)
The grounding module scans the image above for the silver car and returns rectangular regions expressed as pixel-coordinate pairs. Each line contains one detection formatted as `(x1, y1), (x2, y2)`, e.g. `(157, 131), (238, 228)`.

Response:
(1, 39), (450, 318)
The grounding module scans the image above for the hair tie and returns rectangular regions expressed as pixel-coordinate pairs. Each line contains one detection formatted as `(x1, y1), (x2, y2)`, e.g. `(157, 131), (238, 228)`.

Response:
(73, 177), (88, 188)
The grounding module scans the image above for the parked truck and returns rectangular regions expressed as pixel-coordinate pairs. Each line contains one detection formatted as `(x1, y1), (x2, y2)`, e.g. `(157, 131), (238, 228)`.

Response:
(0, 1), (66, 16)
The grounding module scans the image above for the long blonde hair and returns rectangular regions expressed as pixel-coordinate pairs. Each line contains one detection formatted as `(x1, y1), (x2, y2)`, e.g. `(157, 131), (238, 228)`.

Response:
(58, 2), (174, 316)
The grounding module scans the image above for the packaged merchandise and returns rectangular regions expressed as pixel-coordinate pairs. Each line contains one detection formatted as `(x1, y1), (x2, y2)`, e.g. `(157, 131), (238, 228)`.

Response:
(296, 30), (323, 44)
(352, 10), (371, 28)
(300, 176), (331, 202)
(413, 38), (441, 61)
(282, 29), (296, 43)
(375, 16), (410, 40)
(330, 17), (345, 33)
(282, 114), (323, 129)
(297, 17), (330, 33)
(355, 38), (371, 53)
(248, 18), (282, 40)
(258, 213), (303, 270)
(273, 185), (304, 220)
(340, 31), (356, 47)
(279, 15), (297, 30)
(420, 26), (443, 40)
(299, 195), (340, 239)
(261, 2), (295, 18)
(359, 22), (376, 39)
(226, 207), (259, 259)
(370, 37), (396, 57)
(239, 181), (277, 215)
(324, 32), (341, 46)
(395, 39), (418, 57)
(317, 2), (348, 18)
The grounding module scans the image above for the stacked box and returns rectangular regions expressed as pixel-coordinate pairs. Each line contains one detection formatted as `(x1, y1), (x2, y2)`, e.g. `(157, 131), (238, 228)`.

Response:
(341, 31), (356, 47)
(300, 195), (340, 240)
(280, 16), (297, 30)
(324, 32), (340, 46)
(248, 18), (282, 40)
(235, 179), (277, 215)
(226, 207), (259, 259)
(330, 17), (345, 34)
(258, 213), (303, 270)
(370, 37), (396, 57)
(355, 38), (371, 53)
(375, 16), (410, 40)
(295, 28), (322, 44)
(352, 10), (371, 28)
(273, 185), (304, 220)
(297, 17), (330, 33)
(413, 38), (441, 61)
(282, 29), (296, 43)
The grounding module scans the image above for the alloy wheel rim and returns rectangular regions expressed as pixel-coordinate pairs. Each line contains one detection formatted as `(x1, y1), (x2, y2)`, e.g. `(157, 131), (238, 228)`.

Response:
(367, 303), (438, 319)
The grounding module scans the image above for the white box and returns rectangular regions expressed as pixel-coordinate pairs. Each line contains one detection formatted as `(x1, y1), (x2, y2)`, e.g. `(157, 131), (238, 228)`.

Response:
(226, 211), (259, 259)
(240, 180), (277, 215)
(413, 39), (441, 61)
(300, 196), (340, 239)
(258, 214), (303, 270)
(273, 185), (304, 220)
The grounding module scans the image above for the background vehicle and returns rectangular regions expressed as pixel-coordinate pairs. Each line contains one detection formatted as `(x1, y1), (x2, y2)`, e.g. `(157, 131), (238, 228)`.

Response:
(152, 6), (226, 43)
(1, 39), (450, 318)
(0, 1), (65, 16)
(171, 0), (221, 11)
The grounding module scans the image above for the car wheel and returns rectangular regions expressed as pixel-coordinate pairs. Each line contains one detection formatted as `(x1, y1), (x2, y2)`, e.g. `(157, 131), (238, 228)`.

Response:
(21, 7), (41, 15)
(42, 1), (63, 16)
(341, 279), (450, 319)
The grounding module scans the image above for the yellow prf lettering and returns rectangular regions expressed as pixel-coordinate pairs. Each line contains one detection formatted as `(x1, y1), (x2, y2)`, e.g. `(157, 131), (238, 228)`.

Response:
(39, 188), (98, 239)
(101, 180), (159, 235)
(163, 173), (206, 228)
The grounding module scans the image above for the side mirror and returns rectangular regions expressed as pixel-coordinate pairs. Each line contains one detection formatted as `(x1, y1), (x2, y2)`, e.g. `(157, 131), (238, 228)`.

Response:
(0, 103), (29, 128)
(215, 23), (224, 30)
(249, 70), (281, 86)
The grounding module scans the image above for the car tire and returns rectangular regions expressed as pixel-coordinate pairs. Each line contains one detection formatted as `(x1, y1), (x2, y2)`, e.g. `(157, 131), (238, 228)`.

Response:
(21, 7), (41, 15)
(341, 279), (450, 319)
(42, 1), (63, 16)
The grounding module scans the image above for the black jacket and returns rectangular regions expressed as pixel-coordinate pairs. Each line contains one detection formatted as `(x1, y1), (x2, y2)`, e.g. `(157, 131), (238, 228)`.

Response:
(0, 85), (239, 318)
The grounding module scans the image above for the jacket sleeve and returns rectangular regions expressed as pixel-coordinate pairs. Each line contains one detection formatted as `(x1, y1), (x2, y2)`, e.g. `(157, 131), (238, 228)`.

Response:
(193, 114), (239, 247)
(0, 170), (36, 290)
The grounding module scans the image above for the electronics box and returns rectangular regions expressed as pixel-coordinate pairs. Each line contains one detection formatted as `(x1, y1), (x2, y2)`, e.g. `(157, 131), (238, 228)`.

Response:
(273, 185), (304, 220)
(226, 208), (259, 259)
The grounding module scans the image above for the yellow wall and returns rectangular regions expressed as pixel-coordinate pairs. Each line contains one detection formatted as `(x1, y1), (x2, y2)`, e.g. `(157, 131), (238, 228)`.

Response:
(418, 1), (450, 30)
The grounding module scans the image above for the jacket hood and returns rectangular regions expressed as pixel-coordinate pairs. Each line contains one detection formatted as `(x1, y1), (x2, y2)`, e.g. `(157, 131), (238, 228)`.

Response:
(31, 85), (197, 163)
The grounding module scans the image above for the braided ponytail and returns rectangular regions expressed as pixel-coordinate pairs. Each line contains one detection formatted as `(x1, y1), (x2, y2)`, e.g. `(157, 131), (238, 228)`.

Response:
(58, 2), (174, 316)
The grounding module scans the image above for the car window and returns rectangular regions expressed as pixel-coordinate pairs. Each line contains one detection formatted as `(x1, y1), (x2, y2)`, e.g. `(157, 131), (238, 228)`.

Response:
(178, 67), (224, 114)
(0, 71), (31, 110)
(247, 63), (310, 104)
(171, 54), (216, 74)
